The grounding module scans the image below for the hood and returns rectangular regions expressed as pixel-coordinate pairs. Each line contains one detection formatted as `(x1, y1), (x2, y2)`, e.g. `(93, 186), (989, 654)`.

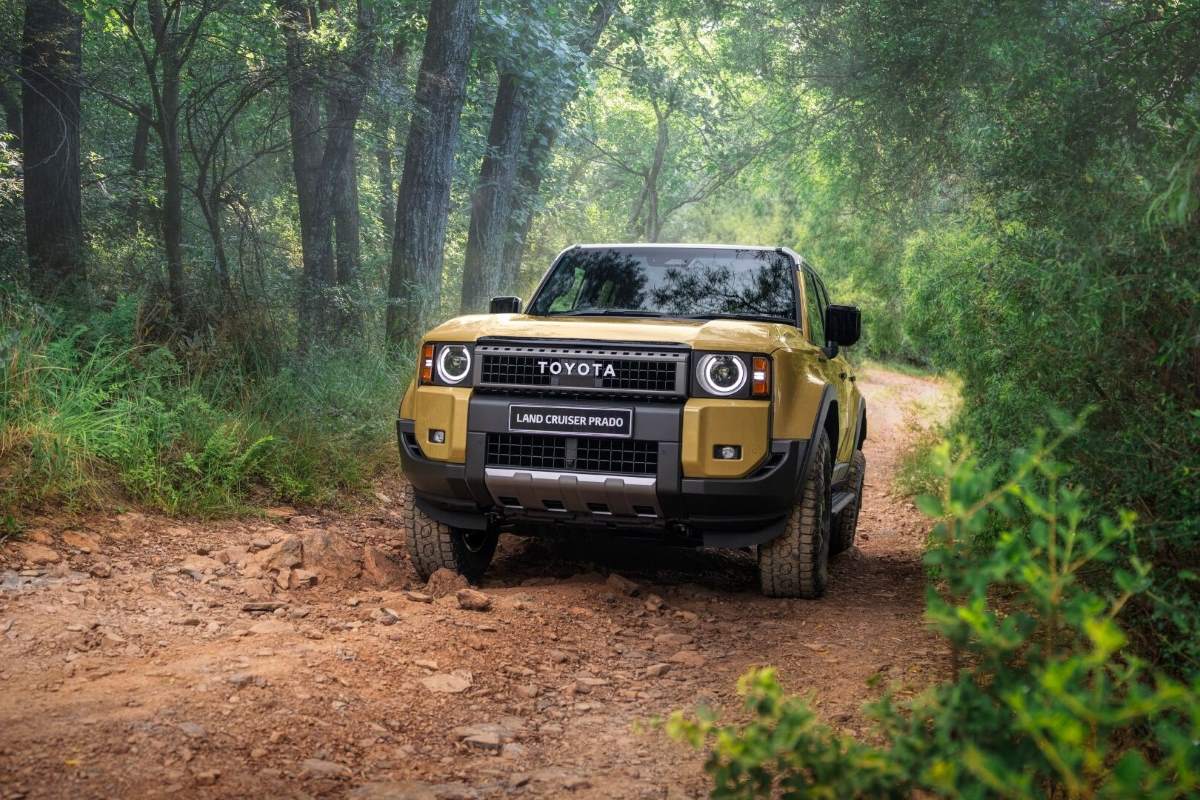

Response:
(422, 313), (797, 352)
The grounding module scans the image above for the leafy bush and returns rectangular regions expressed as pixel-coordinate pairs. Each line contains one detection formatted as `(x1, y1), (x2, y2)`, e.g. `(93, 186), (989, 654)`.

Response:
(667, 430), (1200, 799)
(0, 289), (409, 517)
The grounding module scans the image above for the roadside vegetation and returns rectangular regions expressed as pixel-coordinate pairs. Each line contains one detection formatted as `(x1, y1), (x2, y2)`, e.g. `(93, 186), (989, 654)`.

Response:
(1, 0), (1198, 795)
(670, 429), (1200, 798)
(1, 291), (407, 518)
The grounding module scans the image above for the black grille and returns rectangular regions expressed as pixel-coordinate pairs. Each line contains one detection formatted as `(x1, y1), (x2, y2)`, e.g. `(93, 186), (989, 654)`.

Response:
(575, 437), (659, 474)
(485, 433), (658, 475)
(600, 359), (676, 392)
(485, 432), (564, 470)
(480, 354), (552, 386)
(477, 348), (682, 394)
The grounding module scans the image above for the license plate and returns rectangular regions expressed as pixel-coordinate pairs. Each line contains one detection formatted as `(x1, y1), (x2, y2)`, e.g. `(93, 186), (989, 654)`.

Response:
(508, 404), (633, 438)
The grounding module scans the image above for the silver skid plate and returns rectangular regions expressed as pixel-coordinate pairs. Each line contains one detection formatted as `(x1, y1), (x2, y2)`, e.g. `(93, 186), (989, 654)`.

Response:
(484, 468), (660, 518)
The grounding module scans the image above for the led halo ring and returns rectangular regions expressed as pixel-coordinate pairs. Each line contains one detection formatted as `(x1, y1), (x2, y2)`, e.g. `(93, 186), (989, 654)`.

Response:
(698, 353), (747, 396)
(436, 344), (472, 384)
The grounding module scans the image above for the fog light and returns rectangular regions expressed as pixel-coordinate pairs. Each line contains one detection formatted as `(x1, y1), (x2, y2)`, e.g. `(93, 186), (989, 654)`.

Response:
(715, 445), (741, 460)
(429, 429), (446, 444)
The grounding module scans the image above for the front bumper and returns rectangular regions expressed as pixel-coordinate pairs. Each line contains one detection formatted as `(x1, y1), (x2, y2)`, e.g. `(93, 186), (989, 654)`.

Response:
(398, 397), (807, 548)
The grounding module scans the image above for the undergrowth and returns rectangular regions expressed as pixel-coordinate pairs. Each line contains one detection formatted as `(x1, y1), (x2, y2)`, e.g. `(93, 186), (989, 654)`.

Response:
(0, 291), (410, 518)
(668, 423), (1200, 798)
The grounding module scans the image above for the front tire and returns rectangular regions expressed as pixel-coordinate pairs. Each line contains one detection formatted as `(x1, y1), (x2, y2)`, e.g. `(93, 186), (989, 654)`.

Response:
(831, 450), (866, 555)
(402, 484), (497, 583)
(758, 431), (831, 598)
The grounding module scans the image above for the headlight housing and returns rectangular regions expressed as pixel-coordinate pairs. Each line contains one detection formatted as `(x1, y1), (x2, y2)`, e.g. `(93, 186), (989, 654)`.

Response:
(437, 344), (472, 384)
(419, 343), (474, 386)
(692, 352), (771, 399)
(697, 354), (746, 396)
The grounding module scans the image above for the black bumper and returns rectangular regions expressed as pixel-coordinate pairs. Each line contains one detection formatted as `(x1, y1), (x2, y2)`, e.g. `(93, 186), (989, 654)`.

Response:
(397, 399), (807, 548)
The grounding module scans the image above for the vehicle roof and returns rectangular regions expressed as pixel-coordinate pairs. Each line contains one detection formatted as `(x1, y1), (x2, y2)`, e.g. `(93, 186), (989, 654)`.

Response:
(573, 242), (779, 251)
(563, 242), (810, 267)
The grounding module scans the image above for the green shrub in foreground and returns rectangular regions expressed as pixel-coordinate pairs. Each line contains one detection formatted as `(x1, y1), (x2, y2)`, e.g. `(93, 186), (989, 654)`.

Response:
(667, 430), (1200, 799)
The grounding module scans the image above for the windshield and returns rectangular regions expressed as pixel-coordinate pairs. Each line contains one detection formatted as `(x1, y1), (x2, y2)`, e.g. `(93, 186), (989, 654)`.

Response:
(527, 246), (799, 324)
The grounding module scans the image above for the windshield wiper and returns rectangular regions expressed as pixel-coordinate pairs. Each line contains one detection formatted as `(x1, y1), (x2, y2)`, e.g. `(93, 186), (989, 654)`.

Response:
(552, 308), (667, 317)
(682, 312), (797, 325)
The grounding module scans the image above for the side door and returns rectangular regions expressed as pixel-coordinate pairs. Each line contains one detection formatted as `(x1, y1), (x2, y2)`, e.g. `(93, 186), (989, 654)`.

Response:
(801, 266), (854, 468)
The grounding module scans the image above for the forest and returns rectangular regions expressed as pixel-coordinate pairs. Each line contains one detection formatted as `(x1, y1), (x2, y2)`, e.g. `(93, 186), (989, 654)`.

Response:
(1, 0), (1199, 796)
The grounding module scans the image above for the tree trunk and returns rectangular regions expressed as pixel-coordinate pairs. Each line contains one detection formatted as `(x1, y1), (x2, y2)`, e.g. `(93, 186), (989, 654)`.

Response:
(372, 36), (408, 244)
(281, 0), (333, 345)
(283, 0), (374, 347)
(386, 0), (479, 345)
(333, 141), (361, 288)
(197, 183), (233, 298)
(501, 0), (617, 277)
(21, 0), (84, 303)
(160, 67), (187, 319)
(643, 102), (669, 242)
(460, 69), (528, 313)
(144, 0), (189, 321)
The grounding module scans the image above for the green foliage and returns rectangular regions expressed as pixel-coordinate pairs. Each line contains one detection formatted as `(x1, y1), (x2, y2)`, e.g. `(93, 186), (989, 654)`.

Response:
(0, 289), (408, 517)
(668, 431), (1200, 799)
(894, 426), (946, 501)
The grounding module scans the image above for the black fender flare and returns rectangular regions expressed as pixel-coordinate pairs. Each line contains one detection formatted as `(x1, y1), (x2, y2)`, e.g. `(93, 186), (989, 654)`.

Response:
(854, 398), (867, 450)
(796, 384), (837, 487)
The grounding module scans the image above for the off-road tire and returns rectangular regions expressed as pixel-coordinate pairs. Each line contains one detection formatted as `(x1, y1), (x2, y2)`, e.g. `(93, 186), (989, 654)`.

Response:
(757, 431), (831, 598)
(402, 484), (497, 583)
(831, 450), (866, 555)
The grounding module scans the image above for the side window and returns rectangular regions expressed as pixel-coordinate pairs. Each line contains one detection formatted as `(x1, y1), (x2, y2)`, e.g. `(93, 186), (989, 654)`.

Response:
(803, 268), (826, 345)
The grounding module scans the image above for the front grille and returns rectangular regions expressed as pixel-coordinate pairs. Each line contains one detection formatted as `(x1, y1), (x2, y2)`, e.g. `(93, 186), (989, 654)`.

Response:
(479, 354), (551, 386)
(600, 359), (676, 392)
(485, 433), (658, 476)
(475, 341), (687, 397)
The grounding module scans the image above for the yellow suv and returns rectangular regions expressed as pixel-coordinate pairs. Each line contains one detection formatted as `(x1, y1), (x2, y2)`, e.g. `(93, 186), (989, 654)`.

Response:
(397, 244), (866, 597)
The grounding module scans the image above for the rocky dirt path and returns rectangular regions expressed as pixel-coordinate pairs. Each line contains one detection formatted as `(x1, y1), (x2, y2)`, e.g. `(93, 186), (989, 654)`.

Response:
(0, 366), (954, 800)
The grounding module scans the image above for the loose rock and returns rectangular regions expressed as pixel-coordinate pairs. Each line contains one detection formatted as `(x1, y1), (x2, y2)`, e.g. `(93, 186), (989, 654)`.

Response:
(62, 531), (100, 553)
(455, 588), (492, 612)
(362, 546), (405, 587)
(420, 671), (472, 694)
(605, 573), (640, 596)
(179, 554), (221, 579)
(643, 663), (672, 678)
(16, 542), (61, 565)
(425, 568), (469, 598)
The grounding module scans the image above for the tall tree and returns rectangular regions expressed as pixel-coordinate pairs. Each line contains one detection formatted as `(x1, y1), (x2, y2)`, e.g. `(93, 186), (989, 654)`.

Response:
(21, 0), (85, 303)
(369, 30), (416, 246)
(280, 0), (376, 346)
(108, 0), (228, 321)
(458, 69), (527, 312)
(385, 0), (479, 344)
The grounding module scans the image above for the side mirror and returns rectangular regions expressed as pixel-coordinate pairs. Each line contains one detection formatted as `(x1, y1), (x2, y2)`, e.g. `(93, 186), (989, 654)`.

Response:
(489, 296), (522, 314)
(825, 304), (861, 347)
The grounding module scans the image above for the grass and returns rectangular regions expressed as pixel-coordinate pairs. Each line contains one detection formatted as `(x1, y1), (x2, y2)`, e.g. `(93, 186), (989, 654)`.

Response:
(0, 292), (411, 519)
(861, 357), (943, 380)
(893, 396), (958, 499)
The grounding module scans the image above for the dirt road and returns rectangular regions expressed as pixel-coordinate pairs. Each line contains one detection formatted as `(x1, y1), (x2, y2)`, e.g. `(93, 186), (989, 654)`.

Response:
(0, 366), (953, 800)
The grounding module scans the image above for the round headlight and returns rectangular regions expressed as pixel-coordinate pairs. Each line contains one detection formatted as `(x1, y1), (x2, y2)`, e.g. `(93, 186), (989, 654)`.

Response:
(436, 344), (471, 384)
(698, 354), (746, 396)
